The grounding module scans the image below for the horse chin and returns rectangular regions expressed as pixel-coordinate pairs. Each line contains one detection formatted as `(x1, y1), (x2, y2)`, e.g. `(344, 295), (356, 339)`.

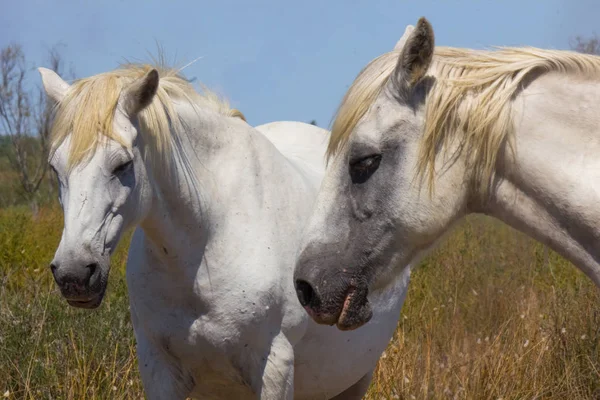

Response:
(302, 305), (337, 326)
(66, 289), (106, 309)
(335, 285), (373, 331)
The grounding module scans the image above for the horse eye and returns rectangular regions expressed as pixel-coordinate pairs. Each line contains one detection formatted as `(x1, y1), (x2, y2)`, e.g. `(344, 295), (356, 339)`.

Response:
(349, 154), (382, 184)
(112, 160), (133, 175)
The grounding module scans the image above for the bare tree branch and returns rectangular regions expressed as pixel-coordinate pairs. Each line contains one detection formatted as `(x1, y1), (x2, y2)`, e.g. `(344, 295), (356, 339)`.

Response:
(571, 34), (600, 55)
(0, 43), (72, 202)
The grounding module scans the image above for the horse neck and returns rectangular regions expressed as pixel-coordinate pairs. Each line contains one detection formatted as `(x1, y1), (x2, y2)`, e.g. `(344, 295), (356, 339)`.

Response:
(138, 101), (290, 266)
(484, 72), (600, 285)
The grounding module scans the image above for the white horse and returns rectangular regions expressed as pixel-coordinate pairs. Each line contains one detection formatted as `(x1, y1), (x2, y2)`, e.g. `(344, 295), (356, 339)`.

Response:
(40, 60), (405, 399)
(295, 17), (600, 332)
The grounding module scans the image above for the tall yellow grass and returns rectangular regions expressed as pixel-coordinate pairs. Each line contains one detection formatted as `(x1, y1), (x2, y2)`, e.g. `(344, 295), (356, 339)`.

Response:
(1, 206), (598, 399)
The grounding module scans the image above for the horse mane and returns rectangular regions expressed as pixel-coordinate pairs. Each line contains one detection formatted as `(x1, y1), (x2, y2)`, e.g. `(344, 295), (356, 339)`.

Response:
(328, 46), (600, 195)
(50, 62), (246, 170)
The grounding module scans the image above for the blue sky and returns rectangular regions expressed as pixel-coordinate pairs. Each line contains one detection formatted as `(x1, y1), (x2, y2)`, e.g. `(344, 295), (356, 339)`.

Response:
(2, 0), (597, 127)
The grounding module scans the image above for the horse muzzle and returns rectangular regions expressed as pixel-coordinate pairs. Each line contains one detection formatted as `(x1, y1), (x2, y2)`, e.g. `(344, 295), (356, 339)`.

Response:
(50, 258), (108, 309)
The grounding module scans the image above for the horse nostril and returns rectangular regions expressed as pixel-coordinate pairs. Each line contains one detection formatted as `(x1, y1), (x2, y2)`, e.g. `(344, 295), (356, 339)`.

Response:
(50, 263), (58, 274)
(85, 263), (98, 284)
(295, 279), (315, 307)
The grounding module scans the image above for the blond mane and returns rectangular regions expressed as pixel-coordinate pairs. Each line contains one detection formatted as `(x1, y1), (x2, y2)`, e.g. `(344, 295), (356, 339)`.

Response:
(328, 46), (600, 195)
(50, 63), (246, 170)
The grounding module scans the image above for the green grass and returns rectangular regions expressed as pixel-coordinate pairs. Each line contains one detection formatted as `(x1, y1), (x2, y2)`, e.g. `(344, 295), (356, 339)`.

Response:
(0, 206), (142, 399)
(0, 205), (599, 399)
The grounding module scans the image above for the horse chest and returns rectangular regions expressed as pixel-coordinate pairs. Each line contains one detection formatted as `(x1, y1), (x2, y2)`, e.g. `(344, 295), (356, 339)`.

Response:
(128, 257), (282, 391)
(136, 298), (273, 396)
(134, 283), (267, 356)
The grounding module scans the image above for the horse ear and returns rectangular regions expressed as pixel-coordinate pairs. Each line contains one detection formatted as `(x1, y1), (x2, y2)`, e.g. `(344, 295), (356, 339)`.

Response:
(393, 24), (415, 51)
(119, 69), (159, 116)
(38, 67), (70, 103)
(393, 17), (435, 91)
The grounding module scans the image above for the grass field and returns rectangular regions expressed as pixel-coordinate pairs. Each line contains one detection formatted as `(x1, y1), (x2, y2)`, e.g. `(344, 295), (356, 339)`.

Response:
(1, 205), (599, 399)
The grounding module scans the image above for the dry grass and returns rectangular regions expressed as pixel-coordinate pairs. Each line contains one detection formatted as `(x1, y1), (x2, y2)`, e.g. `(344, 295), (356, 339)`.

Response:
(366, 217), (600, 400)
(0, 206), (599, 399)
(0, 206), (142, 399)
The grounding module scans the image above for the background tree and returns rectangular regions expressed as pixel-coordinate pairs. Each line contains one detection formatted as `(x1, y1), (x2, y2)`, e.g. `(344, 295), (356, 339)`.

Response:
(0, 44), (72, 206)
(571, 34), (600, 55)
